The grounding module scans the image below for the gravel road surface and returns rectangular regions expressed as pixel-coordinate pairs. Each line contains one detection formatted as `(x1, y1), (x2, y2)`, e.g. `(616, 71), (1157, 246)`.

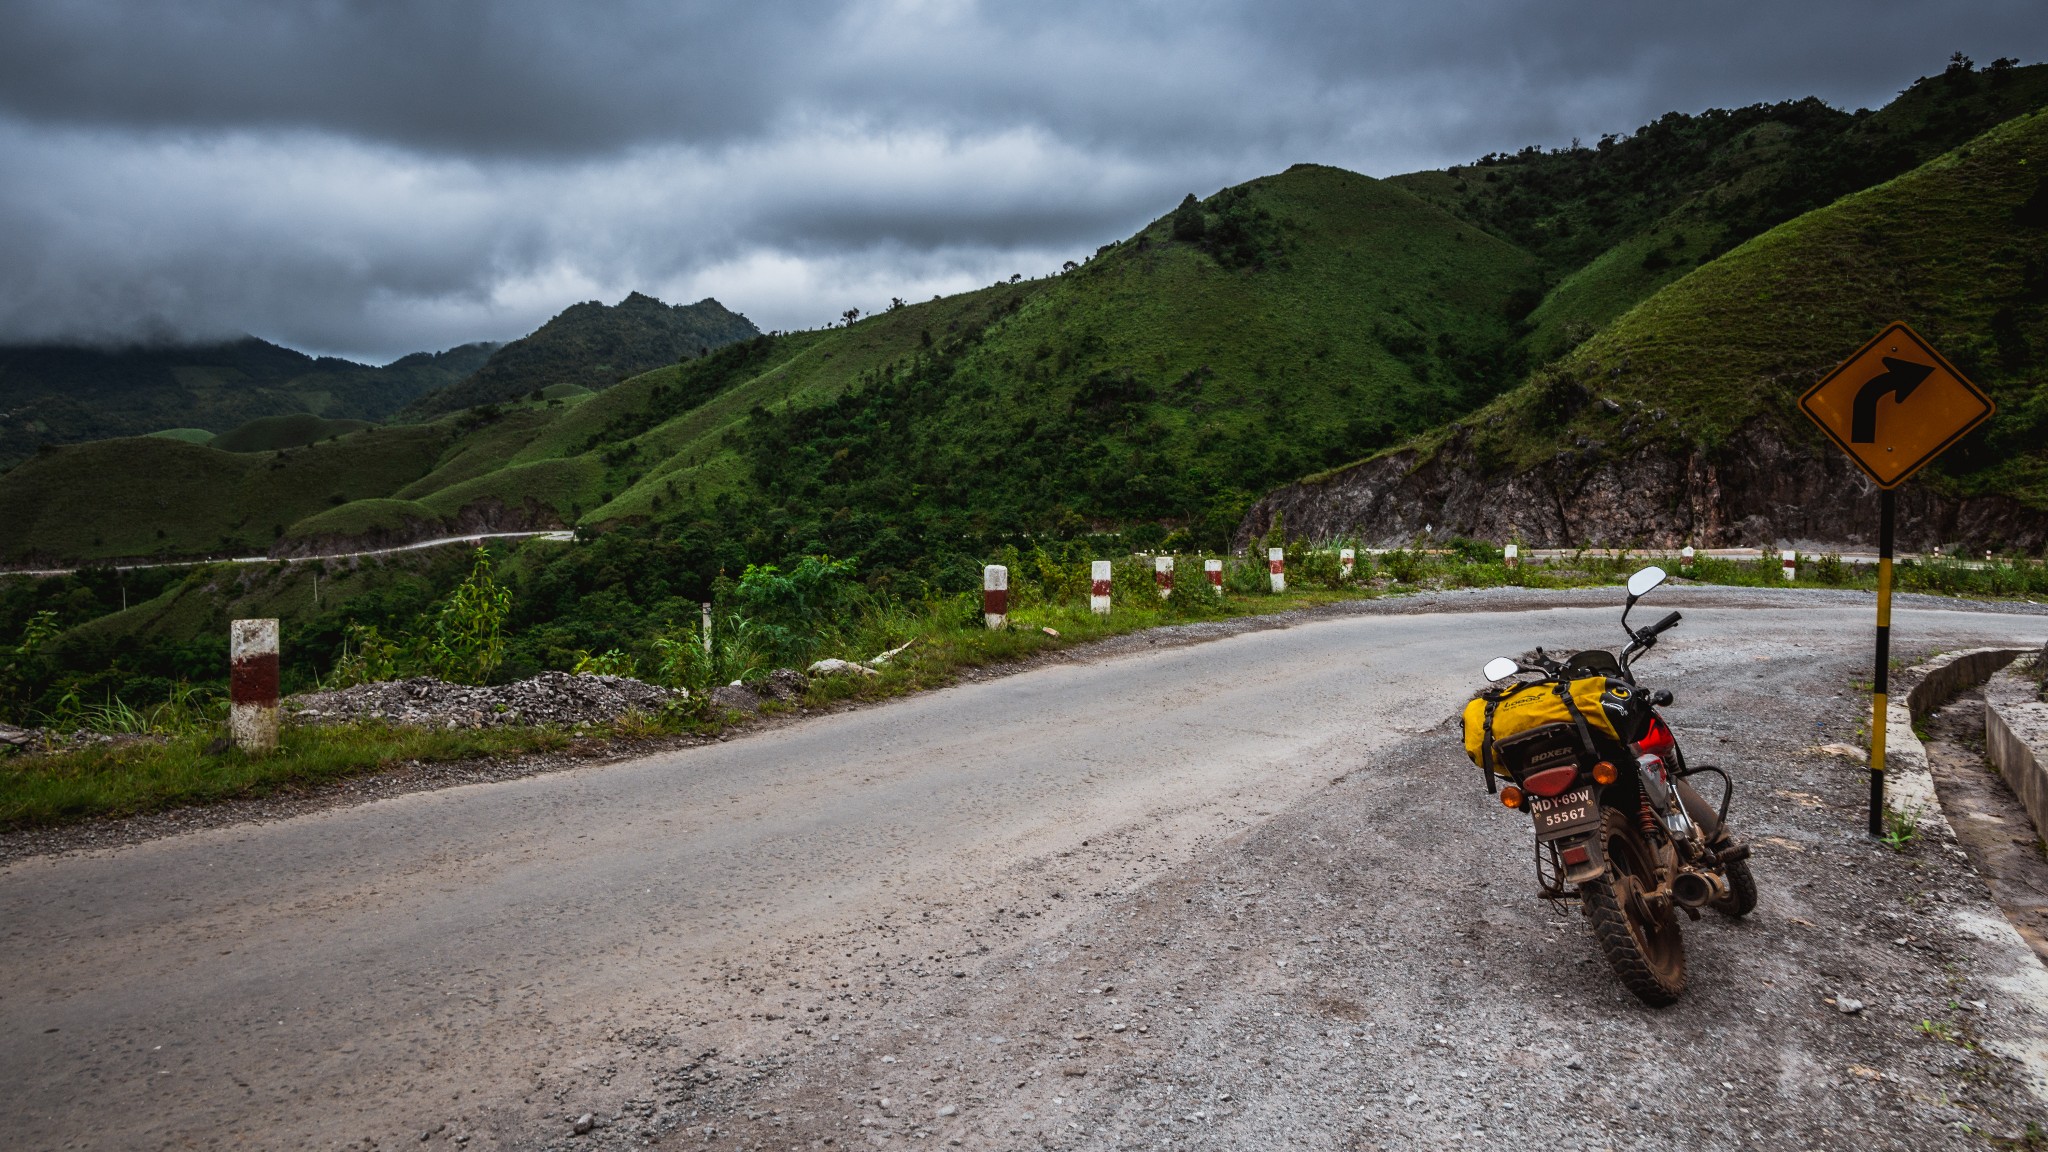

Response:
(3, 587), (2047, 1151)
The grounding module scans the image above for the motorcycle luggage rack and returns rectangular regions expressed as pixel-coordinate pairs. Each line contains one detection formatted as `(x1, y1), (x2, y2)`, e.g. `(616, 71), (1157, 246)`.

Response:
(1534, 840), (1577, 906)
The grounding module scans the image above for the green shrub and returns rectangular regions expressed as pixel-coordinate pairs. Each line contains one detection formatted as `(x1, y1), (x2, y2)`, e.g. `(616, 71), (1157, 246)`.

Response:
(1223, 555), (1270, 595)
(1382, 549), (1427, 584)
(1287, 547), (1344, 589)
(423, 548), (512, 684)
(571, 649), (640, 677)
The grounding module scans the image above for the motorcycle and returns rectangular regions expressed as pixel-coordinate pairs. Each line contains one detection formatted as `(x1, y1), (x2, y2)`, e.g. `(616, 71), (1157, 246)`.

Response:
(1464, 564), (1755, 1006)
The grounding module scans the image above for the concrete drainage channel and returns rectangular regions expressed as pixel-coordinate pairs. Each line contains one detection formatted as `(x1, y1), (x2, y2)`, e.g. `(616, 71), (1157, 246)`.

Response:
(1901, 645), (2048, 1091)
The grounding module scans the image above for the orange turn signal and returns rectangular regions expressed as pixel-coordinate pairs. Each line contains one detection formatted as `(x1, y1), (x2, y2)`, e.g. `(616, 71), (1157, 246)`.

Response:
(1501, 785), (1525, 809)
(1592, 760), (1619, 785)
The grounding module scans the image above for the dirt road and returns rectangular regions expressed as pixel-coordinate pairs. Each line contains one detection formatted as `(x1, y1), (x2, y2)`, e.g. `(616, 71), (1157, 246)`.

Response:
(3, 587), (2046, 1151)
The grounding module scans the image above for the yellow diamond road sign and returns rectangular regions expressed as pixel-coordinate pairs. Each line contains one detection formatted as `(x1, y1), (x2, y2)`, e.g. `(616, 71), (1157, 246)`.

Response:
(1799, 321), (1994, 489)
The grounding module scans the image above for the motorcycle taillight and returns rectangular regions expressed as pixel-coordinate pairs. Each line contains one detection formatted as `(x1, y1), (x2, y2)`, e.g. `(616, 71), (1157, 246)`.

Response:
(1639, 715), (1677, 761)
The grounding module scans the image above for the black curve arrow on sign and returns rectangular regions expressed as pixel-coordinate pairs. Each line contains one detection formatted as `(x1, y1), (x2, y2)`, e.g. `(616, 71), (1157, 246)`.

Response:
(1850, 357), (1934, 443)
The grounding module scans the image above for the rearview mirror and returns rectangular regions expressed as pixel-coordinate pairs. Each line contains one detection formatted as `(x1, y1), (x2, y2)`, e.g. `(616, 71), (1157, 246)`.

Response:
(1626, 565), (1668, 599)
(1483, 656), (1520, 683)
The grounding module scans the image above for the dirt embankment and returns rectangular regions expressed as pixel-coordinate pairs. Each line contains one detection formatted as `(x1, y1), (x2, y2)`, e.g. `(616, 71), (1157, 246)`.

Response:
(1237, 421), (2048, 552)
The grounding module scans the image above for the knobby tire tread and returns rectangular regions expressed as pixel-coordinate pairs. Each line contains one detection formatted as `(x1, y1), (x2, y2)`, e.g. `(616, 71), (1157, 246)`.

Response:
(1582, 879), (1686, 1007)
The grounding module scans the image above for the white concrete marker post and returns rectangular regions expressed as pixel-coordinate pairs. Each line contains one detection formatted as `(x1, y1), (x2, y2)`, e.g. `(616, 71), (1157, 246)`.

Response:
(229, 618), (280, 755)
(1155, 555), (1174, 599)
(1090, 560), (1112, 615)
(1205, 558), (1223, 594)
(1782, 549), (1797, 582)
(702, 602), (713, 657)
(983, 564), (1009, 630)
(1339, 548), (1355, 579)
(1268, 547), (1286, 593)
(1680, 545), (1695, 574)
(1503, 543), (1519, 570)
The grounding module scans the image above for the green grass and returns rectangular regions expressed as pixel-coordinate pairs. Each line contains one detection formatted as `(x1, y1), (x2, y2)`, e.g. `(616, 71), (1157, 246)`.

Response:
(0, 721), (575, 829)
(148, 428), (216, 444)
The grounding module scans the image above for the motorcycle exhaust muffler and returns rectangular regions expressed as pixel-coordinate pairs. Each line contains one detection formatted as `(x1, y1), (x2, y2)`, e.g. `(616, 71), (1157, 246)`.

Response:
(1671, 869), (1729, 909)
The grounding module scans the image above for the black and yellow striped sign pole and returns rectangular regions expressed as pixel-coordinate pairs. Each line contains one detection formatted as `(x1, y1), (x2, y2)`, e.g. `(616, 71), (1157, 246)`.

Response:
(1867, 490), (1895, 836)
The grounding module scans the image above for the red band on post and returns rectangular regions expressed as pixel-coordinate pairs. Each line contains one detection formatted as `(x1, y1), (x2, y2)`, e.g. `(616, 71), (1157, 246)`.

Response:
(230, 652), (280, 706)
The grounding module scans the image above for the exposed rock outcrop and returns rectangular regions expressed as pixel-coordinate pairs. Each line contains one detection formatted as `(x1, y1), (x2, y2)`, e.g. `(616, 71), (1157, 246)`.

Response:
(1236, 421), (2048, 552)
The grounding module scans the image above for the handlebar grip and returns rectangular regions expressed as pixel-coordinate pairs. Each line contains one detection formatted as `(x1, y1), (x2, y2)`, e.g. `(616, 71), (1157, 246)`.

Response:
(1644, 610), (1683, 639)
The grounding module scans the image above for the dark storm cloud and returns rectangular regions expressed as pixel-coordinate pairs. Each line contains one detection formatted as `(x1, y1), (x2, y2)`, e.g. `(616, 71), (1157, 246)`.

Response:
(0, 0), (2040, 360)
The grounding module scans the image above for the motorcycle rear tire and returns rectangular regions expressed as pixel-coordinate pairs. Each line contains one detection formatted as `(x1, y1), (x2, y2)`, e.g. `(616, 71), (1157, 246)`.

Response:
(1715, 856), (1758, 918)
(1582, 807), (1687, 1007)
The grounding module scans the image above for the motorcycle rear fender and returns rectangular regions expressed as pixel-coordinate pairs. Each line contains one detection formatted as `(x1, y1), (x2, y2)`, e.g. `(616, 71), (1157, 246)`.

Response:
(1558, 830), (1606, 885)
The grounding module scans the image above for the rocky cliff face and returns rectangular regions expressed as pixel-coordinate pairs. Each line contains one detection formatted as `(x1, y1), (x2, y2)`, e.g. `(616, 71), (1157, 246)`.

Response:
(1235, 421), (2048, 552)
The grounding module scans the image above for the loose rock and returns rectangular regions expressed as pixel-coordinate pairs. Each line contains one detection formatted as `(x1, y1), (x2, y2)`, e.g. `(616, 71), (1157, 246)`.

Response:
(287, 672), (681, 730)
(808, 658), (878, 678)
(762, 668), (810, 702)
(709, 685), (761, 715)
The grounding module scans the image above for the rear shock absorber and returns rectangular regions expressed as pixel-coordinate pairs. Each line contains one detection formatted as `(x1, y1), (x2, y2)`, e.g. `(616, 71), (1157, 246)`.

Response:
(1639, 791), (1659, 839)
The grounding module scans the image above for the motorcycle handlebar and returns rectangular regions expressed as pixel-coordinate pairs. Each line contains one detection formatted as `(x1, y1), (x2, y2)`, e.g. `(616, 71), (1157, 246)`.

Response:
(1641, 610), (1683, 640)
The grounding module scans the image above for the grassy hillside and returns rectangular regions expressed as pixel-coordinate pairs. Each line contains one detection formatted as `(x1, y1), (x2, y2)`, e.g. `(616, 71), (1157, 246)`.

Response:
(708, 165), (1538, 557)
(1393, 57), (2048, 362)
(0, 337), (495, 468)
(1413, 107), (2048, 507)
(395, 165), (1538, 560)
(0, 425), (455, 562)
(402, 293), (760, 416)
(210, 413), (375, 453)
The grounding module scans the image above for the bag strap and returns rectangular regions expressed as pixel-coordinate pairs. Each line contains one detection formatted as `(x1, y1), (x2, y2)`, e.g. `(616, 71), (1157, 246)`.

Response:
(1479, 693), (1502, 795)
(1553, 678), (1599, 758)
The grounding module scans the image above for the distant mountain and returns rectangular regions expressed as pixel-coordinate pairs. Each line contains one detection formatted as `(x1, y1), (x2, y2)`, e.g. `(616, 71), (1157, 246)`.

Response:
(401, 293), (760, 417)
(0, 337), (496, 468)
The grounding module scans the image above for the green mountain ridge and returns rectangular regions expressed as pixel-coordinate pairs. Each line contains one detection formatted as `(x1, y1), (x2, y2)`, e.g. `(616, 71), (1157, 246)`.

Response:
(400, 293), (761, 417)
(1241, 104), (2048, 550)
(0, 163), (1544, 566)
(1392, 57), (2048, 363)
(0, 337), (498, 469)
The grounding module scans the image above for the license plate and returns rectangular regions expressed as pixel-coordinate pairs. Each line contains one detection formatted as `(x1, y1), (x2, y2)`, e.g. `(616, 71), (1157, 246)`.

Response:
(1529, 786), (1598, 841)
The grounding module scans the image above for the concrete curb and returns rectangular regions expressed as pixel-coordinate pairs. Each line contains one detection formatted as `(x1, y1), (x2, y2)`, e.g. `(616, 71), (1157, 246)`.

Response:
(1897, 647), (2048, 1100)
(1908, 647), (2028, 722)
(1895, 648), (2034, 828)
(1985, 656), (2048, 842)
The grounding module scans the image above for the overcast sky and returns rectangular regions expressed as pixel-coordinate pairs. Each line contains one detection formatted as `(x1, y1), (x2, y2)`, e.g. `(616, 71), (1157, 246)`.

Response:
(0, 1), (2040, 363)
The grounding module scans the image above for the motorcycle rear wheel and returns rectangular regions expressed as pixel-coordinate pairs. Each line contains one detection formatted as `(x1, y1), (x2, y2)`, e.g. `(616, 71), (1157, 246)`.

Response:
(1582, 806), (1687, 1007)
